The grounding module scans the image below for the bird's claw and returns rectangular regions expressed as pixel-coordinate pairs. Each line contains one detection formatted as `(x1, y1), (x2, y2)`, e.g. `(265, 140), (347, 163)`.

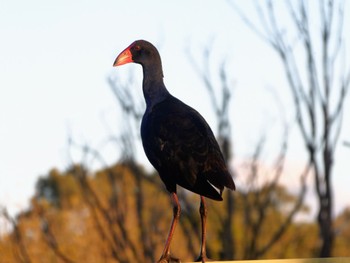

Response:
(157, 254), (181, 263)
(194, 255), (211, 263)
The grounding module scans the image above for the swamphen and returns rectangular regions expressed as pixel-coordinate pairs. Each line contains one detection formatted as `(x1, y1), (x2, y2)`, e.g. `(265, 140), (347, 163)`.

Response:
(113, 40), (235, 263)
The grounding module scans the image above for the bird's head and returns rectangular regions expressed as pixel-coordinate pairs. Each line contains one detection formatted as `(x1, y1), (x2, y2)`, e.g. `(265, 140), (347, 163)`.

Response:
(113, 40), (159, 67)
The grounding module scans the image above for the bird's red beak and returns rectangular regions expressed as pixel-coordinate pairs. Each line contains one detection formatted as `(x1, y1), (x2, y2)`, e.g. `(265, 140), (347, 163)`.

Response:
(113, 47), (133, 67)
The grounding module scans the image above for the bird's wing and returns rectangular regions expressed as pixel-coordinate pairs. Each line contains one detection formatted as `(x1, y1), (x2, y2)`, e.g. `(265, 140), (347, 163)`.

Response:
(146, 97), (221, 188)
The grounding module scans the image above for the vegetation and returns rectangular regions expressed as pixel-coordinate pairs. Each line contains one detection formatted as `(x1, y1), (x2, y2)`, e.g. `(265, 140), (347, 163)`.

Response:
(1, 162), (350, 262)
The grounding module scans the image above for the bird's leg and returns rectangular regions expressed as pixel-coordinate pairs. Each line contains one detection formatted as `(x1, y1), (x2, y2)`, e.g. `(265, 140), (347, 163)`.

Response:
(195, 196), (209, 263)
(157, 192), (181, 263)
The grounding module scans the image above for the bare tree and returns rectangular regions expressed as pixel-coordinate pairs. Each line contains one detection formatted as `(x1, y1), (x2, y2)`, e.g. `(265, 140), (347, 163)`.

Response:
(229, 0), (350, 256)
(107, 72), (144, 161)
(240, 131), (309, 259)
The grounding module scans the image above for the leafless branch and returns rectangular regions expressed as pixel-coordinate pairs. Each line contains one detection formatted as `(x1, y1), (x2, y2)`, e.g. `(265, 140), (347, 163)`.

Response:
(227, 0), (271, 44)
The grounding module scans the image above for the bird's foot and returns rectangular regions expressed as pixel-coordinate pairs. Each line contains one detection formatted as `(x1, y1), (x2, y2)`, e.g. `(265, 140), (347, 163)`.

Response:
(194, 255), (211, 263)
(157, 254), (181, 263)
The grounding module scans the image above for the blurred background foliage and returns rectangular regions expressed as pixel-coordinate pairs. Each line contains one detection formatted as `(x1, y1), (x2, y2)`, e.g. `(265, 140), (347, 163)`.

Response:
(1, 162), (350, 262)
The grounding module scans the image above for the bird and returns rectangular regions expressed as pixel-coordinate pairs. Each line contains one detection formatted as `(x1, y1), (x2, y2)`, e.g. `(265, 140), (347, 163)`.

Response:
(113, 40), (235, 263)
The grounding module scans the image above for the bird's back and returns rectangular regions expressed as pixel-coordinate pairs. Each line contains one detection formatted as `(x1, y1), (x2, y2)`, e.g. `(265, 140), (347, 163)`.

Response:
(141, 95), (235, 201)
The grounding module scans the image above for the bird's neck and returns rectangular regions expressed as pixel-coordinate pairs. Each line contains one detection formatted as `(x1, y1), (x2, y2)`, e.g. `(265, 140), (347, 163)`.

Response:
(142, 65), (170, 108)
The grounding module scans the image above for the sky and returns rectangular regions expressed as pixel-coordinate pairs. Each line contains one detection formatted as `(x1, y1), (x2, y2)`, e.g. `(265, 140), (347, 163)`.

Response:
(0, 0), (349, 223)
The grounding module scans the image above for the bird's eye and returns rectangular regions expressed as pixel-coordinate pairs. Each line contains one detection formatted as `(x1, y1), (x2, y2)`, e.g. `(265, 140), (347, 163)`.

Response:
(134, 45), (141, 51)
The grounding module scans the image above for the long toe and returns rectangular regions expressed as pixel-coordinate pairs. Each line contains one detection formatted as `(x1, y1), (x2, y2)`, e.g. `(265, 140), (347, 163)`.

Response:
(194, 255), (211, 263)
(157, 255), (181, 263)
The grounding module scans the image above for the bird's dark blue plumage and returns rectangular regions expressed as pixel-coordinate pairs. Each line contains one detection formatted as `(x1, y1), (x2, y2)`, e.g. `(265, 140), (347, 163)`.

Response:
(113, 40), (235, 262)
(141, 94), (234, 200)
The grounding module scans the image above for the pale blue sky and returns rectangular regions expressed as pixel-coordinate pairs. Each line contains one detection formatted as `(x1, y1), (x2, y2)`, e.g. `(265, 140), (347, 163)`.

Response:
(1, 0), (349, 221)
